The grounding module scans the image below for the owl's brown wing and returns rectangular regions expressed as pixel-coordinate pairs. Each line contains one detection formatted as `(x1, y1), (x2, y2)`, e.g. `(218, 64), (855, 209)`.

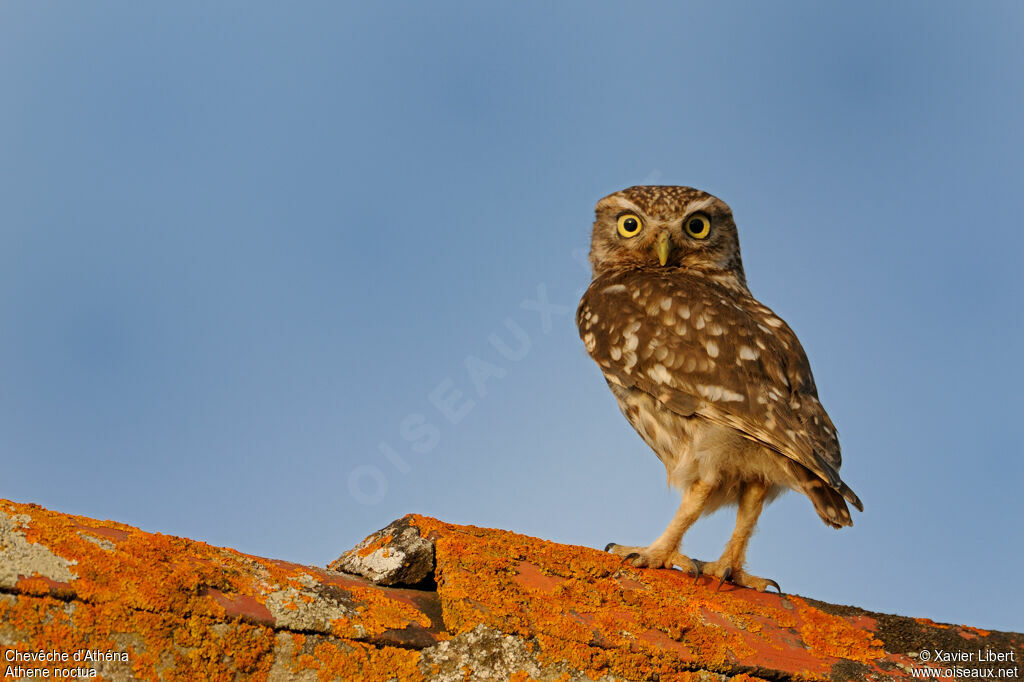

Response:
(578, 270), (862, 512)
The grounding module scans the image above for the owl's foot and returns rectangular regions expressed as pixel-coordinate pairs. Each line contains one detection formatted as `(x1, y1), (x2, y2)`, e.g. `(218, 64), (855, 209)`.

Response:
(695, 559), (782, 594)
(604, 543), (698, 574)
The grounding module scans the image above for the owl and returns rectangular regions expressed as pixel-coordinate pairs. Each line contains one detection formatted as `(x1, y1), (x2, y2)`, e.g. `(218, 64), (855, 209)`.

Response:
(577, 186), (862, 592)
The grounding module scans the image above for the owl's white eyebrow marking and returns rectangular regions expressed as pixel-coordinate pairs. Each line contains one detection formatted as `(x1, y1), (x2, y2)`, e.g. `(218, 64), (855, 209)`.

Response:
(684, 196), (716, 215)
(602, 284), (628, 294)
(596, 195), (643, 214)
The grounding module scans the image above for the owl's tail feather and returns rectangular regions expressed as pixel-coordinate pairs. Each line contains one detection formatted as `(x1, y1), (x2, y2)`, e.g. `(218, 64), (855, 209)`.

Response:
(789, 463), (855, 529)
(836, 480), (864, 513)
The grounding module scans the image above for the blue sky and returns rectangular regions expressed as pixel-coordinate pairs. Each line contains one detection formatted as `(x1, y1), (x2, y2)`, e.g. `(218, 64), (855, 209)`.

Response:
(2, 2), (1021, 632)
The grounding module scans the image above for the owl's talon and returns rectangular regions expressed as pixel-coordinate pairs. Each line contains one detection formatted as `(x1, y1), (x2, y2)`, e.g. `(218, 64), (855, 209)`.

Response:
(604, 542), (617, 552)
(765, 579), (782, 595)
(716, 566), (733, 591)
(613, 552), (642, 576)
(691, 559), (705, 583)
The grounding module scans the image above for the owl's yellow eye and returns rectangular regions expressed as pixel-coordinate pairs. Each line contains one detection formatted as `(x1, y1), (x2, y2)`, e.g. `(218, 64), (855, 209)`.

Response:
(617, 214), (643, 238)
(684, 213), (711, 239)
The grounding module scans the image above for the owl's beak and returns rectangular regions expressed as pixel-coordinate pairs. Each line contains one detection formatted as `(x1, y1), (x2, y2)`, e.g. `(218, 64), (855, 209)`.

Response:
(655, 232), (671, 266)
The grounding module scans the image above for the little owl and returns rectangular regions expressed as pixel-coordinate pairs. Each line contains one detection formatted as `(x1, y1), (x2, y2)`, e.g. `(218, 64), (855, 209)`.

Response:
(577, 185), (862, 592)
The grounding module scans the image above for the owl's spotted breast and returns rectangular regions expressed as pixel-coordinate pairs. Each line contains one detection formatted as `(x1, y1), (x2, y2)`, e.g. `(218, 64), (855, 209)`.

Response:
(578, 269), (858, 511)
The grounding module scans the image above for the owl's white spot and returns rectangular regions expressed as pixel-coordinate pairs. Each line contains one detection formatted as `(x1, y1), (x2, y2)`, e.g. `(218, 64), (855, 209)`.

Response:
(590, 313), (599, 324)
(603, 371), (623, 386)
(708, 322), (724, 336)
(789, 398), (801, 410)
(693, 315), (706, 330)
(675, 323), (687, 336)
(583, 332), (596, 352)
(755, 338), (767, 350)
(697, 384), (722, 401)
(631, 289), (641, 300)
(825, 505), (837, 519)
(610, 347), (622, 361)
(765, 316), (784, 328)
(756, 395), (767, 405)
(678, 305), (691, 319)
(738, 345), (759, 361)
(696, 384), (745, 403)
(625, 320), (642, 335)
(648, 363), (672, 384)
(662, 314), (676, 326)
(683, 356), (698, 373)
(602, 284), (627, 295)
(623, 350), (638, 370)
(704, 340), (719, 358)
(654, 345), (669, 362)
(757, 324), (772, 334)
(659, 298), (672, 311)
(623, 333), (639, 352)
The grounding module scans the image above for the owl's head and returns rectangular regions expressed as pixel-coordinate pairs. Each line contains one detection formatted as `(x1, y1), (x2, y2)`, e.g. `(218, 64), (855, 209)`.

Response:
(588, 186), (747, 290)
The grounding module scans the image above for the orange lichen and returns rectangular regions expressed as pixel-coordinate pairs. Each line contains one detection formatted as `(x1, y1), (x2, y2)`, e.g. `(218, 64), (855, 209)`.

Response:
(413, 516), (763, 679)
(290, 635), (425, 681)
(0, 500), (437, 680)
(4, 502), (1018, 681)
(0, 499), (433, 648)
(356, 533), (394, 558)
(400, 513), (924, 680)
(792, 598), (885, 663)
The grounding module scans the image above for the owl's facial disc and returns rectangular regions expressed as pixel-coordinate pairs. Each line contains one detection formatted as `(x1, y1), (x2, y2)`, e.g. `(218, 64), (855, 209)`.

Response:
(655, 231), (670, 266)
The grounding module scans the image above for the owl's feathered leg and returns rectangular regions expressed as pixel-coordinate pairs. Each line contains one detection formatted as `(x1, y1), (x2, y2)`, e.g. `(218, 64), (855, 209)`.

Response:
(698, 480), (781, 593)
(605, 479), (714, 571)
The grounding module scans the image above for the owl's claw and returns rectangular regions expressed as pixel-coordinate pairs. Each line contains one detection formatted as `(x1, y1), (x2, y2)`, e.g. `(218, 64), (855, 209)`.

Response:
(698, 559), (782, 594)
(716, 566), (733, 591)
(604, 543), (695, 571)
(612, 552), (641, 577)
